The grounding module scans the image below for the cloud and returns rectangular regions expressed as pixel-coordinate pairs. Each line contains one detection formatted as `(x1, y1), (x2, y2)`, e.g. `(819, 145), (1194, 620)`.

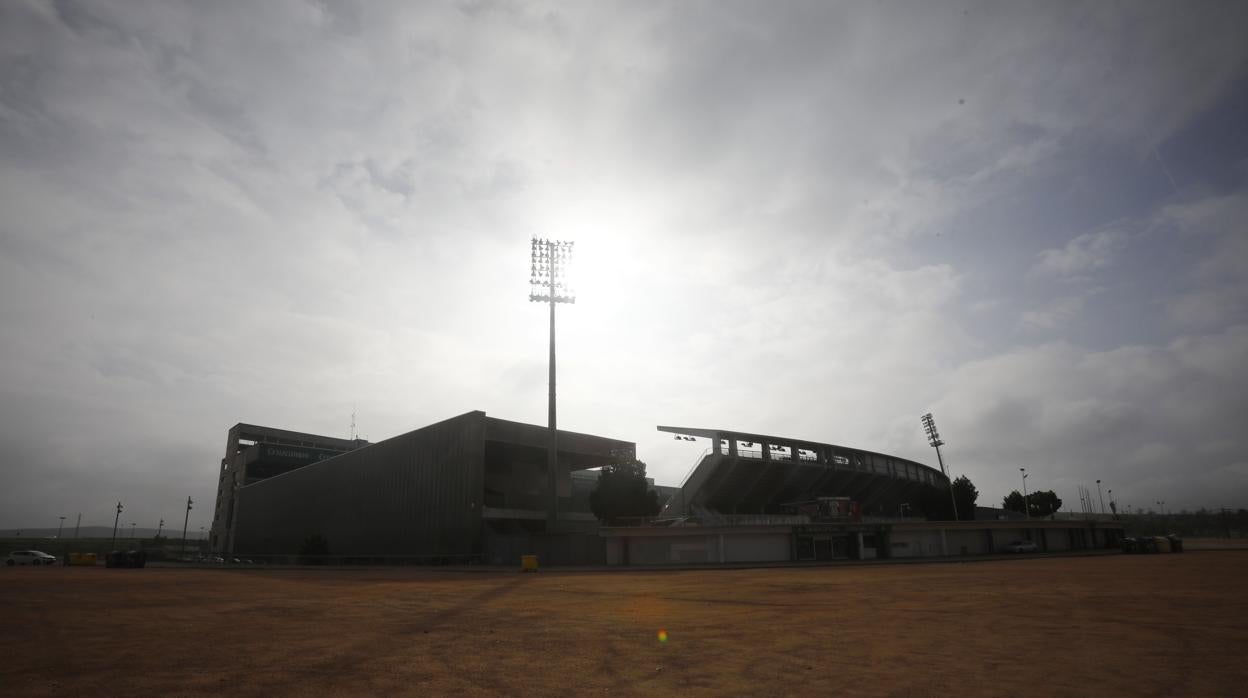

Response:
(1021, 296), (1086, 333)
(1157, 193), (1248, 330)
(930, 325), (1248, 511)
(1, 0), (1247, 528)
(1030, 230), (1127, 279)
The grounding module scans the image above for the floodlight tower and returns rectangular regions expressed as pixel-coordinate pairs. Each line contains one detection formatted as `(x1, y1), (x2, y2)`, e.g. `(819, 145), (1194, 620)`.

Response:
(920, 413), (959, 521)
(530, 238), (576, 532)
(181, 496), (193, 556)
(111, 501), (123, 549)
(1020, 468), (1030, 520)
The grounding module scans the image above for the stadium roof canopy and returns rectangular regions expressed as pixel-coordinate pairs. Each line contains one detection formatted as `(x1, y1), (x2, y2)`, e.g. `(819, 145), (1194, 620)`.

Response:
(657, 425), (949, 518)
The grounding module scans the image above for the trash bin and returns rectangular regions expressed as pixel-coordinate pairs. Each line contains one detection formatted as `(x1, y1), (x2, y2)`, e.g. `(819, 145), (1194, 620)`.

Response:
(521, 554), (539, 572)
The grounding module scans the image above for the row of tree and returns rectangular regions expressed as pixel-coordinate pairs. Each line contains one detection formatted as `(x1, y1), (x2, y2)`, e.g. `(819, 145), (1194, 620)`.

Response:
(1002, 489), (1063, 518)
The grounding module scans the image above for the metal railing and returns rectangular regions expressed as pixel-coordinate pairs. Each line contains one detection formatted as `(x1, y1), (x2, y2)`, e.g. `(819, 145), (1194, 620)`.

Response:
(171, 553), (486, 567)
(611, 513), (810, 528)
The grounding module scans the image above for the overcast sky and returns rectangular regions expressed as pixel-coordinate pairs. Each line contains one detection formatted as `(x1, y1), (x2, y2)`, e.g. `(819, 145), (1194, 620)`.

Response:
(2, 0), (1247, 530)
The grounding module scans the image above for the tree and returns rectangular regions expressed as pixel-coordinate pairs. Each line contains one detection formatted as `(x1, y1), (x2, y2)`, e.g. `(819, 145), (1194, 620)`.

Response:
(914, 475), (978, 521)
(1003, 490), (1025, 514)
(589, 460), (661, 524)
(1003, 489), (1063, 518)
(951, 475), (978, 521)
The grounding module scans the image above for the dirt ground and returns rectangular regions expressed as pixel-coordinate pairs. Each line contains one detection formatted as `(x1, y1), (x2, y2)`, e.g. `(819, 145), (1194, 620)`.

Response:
(3, 553), (1246, 696)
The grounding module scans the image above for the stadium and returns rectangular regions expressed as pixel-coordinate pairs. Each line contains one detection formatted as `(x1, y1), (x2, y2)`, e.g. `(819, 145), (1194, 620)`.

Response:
(210, 411), (1123, 566)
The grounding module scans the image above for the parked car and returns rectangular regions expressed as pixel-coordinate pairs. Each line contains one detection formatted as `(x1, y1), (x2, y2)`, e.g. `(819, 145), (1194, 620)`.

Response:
(6, 550), (58, 566)
(1004, 540), (1039, 553)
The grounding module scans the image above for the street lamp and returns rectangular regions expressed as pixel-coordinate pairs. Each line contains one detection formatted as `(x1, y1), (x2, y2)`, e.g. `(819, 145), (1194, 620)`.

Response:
(1096, 480), (1106, 516)
(1019, 468), (1030, 520)
(130, 522), (136, 539)
(156, 518), (164, 539)
(111, 501), (123, 549)
(57, 516), (66, 539)
(920, 413), (959, 521)
(530, 237), (575, 532)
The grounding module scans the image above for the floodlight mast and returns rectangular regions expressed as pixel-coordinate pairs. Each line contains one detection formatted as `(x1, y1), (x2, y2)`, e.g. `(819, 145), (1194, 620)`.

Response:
(530, 238), (575, 532)
(921, 413), (959, 521)
(111, 501), (123, 549)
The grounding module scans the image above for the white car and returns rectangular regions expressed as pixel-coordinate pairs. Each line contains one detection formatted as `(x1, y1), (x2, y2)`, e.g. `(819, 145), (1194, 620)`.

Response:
(6, 550), (58, 566)
(1004, 540), (1039, 554)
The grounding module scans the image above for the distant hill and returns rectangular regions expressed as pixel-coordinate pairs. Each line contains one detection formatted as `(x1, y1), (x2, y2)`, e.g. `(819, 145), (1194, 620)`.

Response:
(2, 526), (207, 540)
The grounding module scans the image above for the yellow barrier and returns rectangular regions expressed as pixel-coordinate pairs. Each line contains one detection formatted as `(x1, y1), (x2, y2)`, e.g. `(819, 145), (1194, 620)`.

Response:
(69, 553), (97, 566)
(521, 554), (539, 572)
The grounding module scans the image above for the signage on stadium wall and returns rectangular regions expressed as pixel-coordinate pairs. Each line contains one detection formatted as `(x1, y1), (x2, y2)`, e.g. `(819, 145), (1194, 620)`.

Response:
(255, 444), (345, 465)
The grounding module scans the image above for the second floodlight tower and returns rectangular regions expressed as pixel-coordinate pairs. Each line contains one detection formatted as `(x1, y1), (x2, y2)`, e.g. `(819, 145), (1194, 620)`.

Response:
(530, 238), (575, 531)
(921, 412), (960, 521)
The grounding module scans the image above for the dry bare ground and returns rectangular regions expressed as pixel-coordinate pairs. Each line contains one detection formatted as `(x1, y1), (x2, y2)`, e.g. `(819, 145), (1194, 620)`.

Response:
(2, 553), (1246, 696)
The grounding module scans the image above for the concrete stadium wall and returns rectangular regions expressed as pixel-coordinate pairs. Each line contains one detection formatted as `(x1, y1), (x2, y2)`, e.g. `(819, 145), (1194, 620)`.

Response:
(890, 530), (945, 558)
(945, 529), (991, 556)
(232, 413), (485, 557)
(483, 531), (605, 567)
(723, 533), (791, 563)
(605, 530), (791, 565)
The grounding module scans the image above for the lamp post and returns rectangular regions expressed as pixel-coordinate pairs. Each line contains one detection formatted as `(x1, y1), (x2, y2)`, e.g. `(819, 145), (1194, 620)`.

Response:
(74, 513), (81, 539)
(181, 496), (193, 556)
(920, 413), (959, 521)
(57, 516), (65, 539)
(156, 518), (164, 539)
(1019, 468), (1030, 520)
(1096, 480), (1106, 516)
(111, 501), (123, 549)
(530, 238), (575, 533)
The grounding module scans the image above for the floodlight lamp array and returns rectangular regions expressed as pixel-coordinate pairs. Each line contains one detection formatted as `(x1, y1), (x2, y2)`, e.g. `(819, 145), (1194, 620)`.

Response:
(920, 412), (944, 448)
(529, 237), (576, 303)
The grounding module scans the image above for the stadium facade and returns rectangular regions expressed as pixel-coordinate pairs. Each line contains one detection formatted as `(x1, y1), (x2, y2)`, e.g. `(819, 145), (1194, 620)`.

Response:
(211, 413), (1123, 565)
(213, 411), (633, 564)
(210, 423), (369, 554)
